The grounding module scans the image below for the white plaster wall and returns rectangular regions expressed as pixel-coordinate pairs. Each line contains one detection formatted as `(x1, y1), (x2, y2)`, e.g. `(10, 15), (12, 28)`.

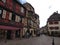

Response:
(47, 21), (60, 32)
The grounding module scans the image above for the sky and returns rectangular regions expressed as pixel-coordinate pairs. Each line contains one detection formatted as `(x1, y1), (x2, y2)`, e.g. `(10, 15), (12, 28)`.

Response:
(19, 0), (60, 27)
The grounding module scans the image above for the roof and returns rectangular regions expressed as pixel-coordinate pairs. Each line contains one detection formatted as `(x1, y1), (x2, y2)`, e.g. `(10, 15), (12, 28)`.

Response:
(48, 12), (60, 22)
(23, 2), (34, 9)
(34, 14), (39, 19)
(23, 2), (34, 12)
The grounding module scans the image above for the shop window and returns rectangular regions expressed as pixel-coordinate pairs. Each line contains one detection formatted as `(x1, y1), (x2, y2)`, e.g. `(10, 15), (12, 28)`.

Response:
(15, 15), (21, 22)
(54, 21), (58, 24)
(2, 10), (6, 19)
(15, 30), (20, 38)
(6, 30), (12, 39)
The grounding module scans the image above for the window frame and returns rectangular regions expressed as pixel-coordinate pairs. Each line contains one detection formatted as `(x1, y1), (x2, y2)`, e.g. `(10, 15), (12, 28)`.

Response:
(2, 0), (6, 3)
(21, 7), (24, 13)
(11, 13), (15, 21)
(9, 12), (12, 20)
(49, 27), (54, 30)
(2, 10), (6, 19)
(54, 21), (59, 24)
(0, 7), (3, 18)
(15, 15), (21, 22)
(54, 27), (59, 30)
(49, 22), (53, 24)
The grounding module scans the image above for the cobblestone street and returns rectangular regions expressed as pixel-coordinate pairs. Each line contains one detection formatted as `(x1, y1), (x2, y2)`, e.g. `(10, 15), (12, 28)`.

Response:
(0, 34), (60, 45)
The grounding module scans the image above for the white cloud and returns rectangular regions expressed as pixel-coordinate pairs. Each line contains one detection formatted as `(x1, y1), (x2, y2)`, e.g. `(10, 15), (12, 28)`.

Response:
(26, 0), (60, 27)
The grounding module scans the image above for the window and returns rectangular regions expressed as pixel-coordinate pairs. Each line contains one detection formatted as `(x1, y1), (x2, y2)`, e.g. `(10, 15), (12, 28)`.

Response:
(15, 15), (21, 22)
(15, 3), (20, 14)
(49, 27), (59, 30)
(5, 11), (9, 20)
(49, 27), (54, 30)
(28, 20), (31, 25)
(0, 10), (2, 14)
(22, 18), (24, 23)
(54, 27), (59, 30)
(0, 7), (2, 14)
(29, 11), (33, 15)
(2, 10), (6, 19)
(0, 0), (4, 7)
(22, 18), (27, 26)
(54, 21), (58, 24)
(0, 7), (2, 18)
(21, 7), (24, 13)
(49, 22), (53, 24)
(9, 12), (12, 20)
(31, 20), (33, 25)
(2, 0), (6, 3)
(12, 13), (15, 21)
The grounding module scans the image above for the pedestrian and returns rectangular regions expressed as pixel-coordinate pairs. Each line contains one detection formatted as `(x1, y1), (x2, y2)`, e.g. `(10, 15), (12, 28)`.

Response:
(52, 38), (55, 45)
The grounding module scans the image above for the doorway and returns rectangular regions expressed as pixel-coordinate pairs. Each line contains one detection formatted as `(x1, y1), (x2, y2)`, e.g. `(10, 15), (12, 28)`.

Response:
(15, 30), (20, 38)
(6, 30), (12, 39)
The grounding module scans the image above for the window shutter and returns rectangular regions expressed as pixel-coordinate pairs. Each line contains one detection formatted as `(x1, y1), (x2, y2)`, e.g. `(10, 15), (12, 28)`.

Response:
(21, 7), (24, 13)
(9, 12), (12, 20)
(15, 15), (21, 22)
(2, 10), (6, 19)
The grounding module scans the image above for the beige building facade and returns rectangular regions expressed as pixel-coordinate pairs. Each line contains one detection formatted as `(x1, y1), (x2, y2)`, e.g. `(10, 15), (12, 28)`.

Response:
(47, 12), (60, 36)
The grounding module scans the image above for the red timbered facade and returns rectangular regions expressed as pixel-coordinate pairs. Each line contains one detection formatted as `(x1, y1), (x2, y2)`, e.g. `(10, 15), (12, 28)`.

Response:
(0, 0), (26, 40)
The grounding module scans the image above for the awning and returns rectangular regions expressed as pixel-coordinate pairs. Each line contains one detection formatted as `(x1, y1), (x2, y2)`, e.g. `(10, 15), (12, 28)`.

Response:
(0, 25), (20, 30)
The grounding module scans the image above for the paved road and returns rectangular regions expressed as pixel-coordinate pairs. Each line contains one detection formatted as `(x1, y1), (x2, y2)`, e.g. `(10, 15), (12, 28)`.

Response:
(0, 34), (60, 45)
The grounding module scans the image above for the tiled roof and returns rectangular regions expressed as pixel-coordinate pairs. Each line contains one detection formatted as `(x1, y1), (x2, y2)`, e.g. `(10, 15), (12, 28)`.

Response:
(48, 12), (60, 22)
(23, 2), (34, 9)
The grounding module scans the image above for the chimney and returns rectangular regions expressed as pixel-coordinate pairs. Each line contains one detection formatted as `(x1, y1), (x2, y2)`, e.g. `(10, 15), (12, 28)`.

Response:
(56, 11), (58, 13)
